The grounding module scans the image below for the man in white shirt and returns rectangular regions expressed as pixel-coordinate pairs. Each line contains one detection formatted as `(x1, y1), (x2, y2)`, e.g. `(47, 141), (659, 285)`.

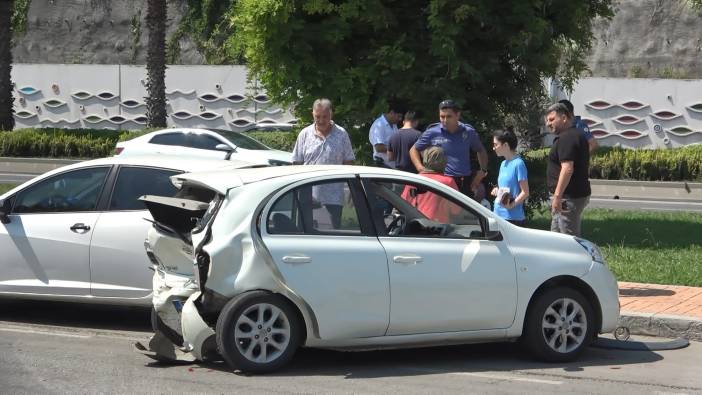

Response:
(369, 102), (405, 168)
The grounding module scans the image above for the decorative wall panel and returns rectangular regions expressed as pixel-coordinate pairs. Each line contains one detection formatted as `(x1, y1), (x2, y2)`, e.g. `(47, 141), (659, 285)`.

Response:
(557, 78), (702, 149)
(11, 65), (297, 131)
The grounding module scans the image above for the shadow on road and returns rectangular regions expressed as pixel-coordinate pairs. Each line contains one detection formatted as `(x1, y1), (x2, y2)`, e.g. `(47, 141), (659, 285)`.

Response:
(1, 300), (665, 379)
(0, 299), (150, 332)
(188, 340), (664, 379)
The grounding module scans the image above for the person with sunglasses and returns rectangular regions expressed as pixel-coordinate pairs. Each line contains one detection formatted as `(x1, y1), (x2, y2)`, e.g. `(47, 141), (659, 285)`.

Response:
(409, 100), (489, 200)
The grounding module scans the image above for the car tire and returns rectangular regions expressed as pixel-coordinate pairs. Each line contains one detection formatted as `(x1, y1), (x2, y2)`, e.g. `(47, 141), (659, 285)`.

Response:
(216, 291), (302, 374)
(150, 307), (184, 347)
(522, 287), (594, 362)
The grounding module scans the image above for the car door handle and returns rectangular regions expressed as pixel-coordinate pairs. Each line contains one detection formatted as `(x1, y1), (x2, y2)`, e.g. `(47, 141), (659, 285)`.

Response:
(70, 223), (91, 232)
(282, 254), (311, 264)
(393, 255), (423, 265)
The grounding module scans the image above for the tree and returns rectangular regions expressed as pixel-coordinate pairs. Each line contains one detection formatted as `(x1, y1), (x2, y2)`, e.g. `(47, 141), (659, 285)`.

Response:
(0, 0), (15, 131)
(146, 0), (168, 128)
(230, 1), (613, 138)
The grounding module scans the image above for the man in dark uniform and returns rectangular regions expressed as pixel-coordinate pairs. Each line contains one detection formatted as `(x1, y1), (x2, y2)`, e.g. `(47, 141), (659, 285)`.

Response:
(545, 102), (591, 237)
(409, 100), (488, 199)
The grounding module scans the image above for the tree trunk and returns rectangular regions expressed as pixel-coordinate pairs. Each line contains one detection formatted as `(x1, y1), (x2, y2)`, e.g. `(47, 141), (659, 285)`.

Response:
(146, 0), (167, 128)
(0, 0), (15, 131)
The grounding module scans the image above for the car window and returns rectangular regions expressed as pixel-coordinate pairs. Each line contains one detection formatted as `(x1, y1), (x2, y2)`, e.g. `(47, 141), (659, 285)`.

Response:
(216, 130), (270, 150)
(149, 132), (187, 146)
(13, 167), (110, 214)
(188, 134), (223, 150)
(267, 180), (361, 235)
(364, 179), (484, 239)
(109, 167), (181, 211)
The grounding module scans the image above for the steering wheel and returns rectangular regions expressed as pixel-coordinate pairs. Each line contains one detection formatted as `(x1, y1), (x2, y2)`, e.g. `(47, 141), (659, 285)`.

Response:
(385, 213), (406, 236)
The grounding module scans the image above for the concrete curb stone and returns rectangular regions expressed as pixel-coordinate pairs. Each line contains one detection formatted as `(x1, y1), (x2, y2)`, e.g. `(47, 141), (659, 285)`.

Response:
(619, 312), (702, 342)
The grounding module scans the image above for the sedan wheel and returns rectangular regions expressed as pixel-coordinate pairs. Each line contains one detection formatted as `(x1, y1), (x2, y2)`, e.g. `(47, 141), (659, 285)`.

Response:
(522, 287), (594, 362)
(216, 291), (301, 373)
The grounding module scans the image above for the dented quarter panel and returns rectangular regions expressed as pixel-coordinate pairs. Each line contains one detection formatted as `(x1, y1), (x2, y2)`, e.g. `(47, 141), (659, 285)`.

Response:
(190, 176), (323, 344)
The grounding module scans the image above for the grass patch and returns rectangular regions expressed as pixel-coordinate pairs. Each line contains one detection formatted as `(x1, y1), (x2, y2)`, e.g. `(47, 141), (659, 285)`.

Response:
(0, 184), (18, 195)
(529, 208), (702, 286)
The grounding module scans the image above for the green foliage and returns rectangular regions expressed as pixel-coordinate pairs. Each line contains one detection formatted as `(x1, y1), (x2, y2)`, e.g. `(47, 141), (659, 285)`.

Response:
(230, 0), (613, 133)
(247, 130), (299, 152)
(11, 0), (30, 36)
(130, 9), (143, 64)
(171, 0), (244, 64)
(0, 129), (120, 158)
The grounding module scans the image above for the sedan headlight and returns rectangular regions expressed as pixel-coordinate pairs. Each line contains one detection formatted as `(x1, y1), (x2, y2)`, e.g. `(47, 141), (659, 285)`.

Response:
(268, 159), (291, 166)
(575, 237), (605, 264)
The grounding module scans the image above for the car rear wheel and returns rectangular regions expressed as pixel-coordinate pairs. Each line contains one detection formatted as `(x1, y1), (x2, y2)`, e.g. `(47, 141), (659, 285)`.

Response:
(216, 291), (301, 373)
(522, 287), (594, 362)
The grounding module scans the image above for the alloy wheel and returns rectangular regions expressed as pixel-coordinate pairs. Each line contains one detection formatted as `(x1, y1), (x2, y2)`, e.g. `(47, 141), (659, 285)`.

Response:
(233, 302), (291, 364)
(541, 297), (588, 353)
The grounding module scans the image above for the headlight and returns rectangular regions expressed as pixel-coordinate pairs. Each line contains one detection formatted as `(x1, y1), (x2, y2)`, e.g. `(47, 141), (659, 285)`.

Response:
(575, 237), (605, 264)
(268, 159), (291, 166)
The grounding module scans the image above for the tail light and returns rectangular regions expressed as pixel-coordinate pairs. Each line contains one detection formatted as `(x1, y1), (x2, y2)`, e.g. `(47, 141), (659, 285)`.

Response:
(114, 147), (124, 155)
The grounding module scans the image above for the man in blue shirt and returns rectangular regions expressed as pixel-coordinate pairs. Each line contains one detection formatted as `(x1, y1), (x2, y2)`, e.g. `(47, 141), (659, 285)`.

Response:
(559, 99), (598, 153)
(369, 102), (405, 168)
(409, 100), (489, 199)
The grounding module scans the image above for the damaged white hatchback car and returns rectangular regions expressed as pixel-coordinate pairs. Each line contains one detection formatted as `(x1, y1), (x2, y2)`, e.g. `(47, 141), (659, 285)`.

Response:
(138, 165), (619, 373)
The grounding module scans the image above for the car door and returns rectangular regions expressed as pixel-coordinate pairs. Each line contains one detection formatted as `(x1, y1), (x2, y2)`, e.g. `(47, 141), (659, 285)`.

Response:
(0, 166), (110, 296)
(89, 165), (181, 298)
(361, 176), (518, 335)
(259, 177), (390, 339)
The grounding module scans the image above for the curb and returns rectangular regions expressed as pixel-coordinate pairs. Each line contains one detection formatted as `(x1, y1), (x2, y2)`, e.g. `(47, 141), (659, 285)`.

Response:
(618, 312), (702, 342)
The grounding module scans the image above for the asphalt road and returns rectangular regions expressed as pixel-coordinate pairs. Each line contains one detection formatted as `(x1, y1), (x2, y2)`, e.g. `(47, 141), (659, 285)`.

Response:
(0, 300), (700, 394)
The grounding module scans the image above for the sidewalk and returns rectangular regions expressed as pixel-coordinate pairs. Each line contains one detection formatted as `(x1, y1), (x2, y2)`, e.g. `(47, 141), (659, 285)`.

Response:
(617, 281), (702, 341)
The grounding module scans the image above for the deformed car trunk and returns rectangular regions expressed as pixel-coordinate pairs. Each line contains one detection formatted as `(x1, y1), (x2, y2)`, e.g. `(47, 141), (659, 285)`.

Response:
(138, 183), (224, 360)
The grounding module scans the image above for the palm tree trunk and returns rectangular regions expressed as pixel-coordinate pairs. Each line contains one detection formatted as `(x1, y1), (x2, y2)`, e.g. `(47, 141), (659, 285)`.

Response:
(0, 0), (15, 131)
(146, 0), (167, 128)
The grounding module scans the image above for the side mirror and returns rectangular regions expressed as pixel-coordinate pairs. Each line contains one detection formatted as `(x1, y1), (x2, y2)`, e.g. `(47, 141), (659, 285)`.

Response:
(485, 217), (502, 241)
(0, 198), (11, 224)
(215, 143), (235, 160)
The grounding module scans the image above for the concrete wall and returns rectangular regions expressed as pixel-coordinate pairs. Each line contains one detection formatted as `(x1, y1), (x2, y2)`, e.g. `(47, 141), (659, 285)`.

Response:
(587, 0), (702, 79)
(12, 0), (203, 65)
(11, 64), (297, 131)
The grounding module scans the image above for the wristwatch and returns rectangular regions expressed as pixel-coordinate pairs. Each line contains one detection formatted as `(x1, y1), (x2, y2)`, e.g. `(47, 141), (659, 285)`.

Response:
(479, 167), (488, 174)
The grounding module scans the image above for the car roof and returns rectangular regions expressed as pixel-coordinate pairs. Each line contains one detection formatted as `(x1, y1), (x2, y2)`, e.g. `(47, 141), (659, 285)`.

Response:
(173, 165), (414, 194)
(73, 155), (255, 171)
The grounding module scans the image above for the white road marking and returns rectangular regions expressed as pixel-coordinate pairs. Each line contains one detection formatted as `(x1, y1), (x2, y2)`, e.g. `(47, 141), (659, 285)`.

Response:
(404, 366), (563, 385)
(0, 326), (90, 338)
(0, 322), (148, 341)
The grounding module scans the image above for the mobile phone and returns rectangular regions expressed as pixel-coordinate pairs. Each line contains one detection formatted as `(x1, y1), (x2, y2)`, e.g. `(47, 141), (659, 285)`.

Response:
(561, 200), (574, 211)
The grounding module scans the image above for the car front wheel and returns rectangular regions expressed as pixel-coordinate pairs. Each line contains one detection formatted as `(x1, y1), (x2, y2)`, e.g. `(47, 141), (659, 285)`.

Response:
(522, 287), (594, 362)
(216, 291), (301, 373)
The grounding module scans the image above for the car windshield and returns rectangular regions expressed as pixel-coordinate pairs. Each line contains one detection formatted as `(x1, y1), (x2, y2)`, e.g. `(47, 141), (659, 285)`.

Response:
(214, 130), (270, 151)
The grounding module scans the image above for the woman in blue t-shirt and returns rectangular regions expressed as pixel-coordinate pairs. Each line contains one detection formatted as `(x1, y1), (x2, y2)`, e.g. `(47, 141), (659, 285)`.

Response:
(490, 129), (530, 226)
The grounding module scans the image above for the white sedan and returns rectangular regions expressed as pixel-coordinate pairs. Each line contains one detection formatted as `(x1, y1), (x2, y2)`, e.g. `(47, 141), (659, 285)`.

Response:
(140, 165), (620, 373)
(0, 156), (256, 305)
(115, 128), (292, 165)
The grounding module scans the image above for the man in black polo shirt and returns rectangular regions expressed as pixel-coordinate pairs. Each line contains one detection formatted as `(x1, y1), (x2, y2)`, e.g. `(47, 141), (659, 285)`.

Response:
(545, 102), (591, 237)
